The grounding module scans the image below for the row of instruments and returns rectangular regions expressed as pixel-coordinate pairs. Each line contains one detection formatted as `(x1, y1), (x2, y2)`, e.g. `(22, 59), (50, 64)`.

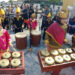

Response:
(15, 30), (41, 49)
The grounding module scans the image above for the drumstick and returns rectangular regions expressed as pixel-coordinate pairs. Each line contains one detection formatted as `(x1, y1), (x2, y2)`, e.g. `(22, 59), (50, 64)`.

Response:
(11, 46), (17, 51)
(29, 19), (32, 52)
(9, 42), (17, 51)
(13, 48), (17, 51)
(44, 41), (46, 54)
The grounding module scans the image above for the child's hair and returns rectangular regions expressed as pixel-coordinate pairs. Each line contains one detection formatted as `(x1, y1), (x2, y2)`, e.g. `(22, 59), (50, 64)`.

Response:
(31, 13), (36, 18)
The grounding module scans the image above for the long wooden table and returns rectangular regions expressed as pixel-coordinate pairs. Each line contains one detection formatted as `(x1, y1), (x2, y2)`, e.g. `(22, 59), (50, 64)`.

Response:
(0, 51), (25, 75)
(38, 50), (75, 75)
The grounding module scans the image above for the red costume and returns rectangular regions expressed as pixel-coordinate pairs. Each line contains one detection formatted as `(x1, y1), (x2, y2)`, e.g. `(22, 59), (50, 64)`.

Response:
(27, 18), (37, 30)
(0, 29), (10, 51)
(46, 22), (65, 48)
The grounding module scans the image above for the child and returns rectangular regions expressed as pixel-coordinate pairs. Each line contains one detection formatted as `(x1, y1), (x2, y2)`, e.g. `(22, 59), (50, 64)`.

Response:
(45, 10), (68, 51)
(27, 13), (37, 30)
(0, 17), (15, 52)
(13, 7), (24, 33)
(0, 8), (9, 29)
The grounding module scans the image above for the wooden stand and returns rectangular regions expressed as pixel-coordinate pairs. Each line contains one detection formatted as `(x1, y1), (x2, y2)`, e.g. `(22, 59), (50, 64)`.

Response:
(38, 51), (75, 75)
(52, 70), (61, 75)
(0, 51), (25, 75)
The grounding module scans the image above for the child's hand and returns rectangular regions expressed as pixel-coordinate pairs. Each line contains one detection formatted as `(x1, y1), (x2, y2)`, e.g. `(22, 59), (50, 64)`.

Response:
(22, 24), (24, 29)
(13, 48), (17, 51)
(64, 39), (68, 44)
(7, 48), (10, 52)
(9, 42), (16, 51)
(44, 40), (49, 45)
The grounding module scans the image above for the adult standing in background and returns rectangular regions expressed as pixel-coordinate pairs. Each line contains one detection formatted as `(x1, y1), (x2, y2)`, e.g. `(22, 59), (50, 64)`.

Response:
(41, 5), (50, 30)
(35, 5), (38, 18)
(29, 4), (34, 18)
(22, 4), (28, 29)
(13, 5), (18, 14)
(56, 7), (60, 16)
(8, 5), (13, 14)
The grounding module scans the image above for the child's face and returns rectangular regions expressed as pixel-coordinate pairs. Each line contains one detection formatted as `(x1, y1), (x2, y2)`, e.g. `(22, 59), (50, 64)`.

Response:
(48, 17), (51, 20)
(16, 13), (20, 17)
(2, 14), (5, 18)
(60, 18), (68, 25)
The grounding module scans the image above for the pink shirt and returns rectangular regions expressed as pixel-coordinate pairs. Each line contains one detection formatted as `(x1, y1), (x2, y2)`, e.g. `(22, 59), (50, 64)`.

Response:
(0, 29), (10, 50)
(27, 18), (37, 30)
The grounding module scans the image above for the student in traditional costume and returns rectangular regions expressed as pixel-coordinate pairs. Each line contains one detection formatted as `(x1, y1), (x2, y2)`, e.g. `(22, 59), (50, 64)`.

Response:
(0, 18), (15, 53)
(45, 10), (68, 51)
(13, 7), (24, 33)
(27, 13), (37, 30)
(0, 8), (9, 29)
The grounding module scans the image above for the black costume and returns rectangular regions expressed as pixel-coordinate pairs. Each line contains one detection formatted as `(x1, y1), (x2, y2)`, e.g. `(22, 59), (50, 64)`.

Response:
(68, 17), (75, 34)
(29, 7), (34, 18)
(41, 19), (52, 39)
(13, 17), (24, 33)
(22, 9), (28, 29)
(2, 17), (9, 29)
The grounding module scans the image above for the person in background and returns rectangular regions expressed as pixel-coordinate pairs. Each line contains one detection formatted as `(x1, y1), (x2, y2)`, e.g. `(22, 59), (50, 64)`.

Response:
(1, 6), (6, 12)
(13, 5), (18, 14)
(41, 13), (52, 40)
(51, 7), (60, 23)
(56, 7), (60, 16)
(13, 7), (24, 33)
(35, 5), (38, 18)
(22, 4), (28, 29)
(41, 5), (50, 30)
(27, 13), (37, 30)
(0, 17), (15, 53)
(45, 10), (68, 51)
(0, 8), (9, 30)
(68, 17), (75, 34)
(29, 5), (34, 18)
(8, 5), (13, 14)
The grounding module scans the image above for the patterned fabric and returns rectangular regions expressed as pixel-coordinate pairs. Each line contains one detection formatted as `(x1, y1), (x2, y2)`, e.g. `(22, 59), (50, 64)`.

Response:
(0, 29), (10, 50)
(46, 22), (65, 48)
(27, 18), (37, 30)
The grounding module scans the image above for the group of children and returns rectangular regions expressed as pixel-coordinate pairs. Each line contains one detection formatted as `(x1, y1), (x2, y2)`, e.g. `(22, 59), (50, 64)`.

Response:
(0, 6), (38, 33)
(0, 18), (15, 52)
(0, 6), (38, 52)
(13, 6), (38, 33)
(0, 5), (69, 52)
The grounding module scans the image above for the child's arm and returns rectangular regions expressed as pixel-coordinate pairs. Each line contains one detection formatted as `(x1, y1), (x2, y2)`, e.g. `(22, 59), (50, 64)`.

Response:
(5, 30), (16, 51)
(9, 42), (16, 51)
(27, 19), (30, 29)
